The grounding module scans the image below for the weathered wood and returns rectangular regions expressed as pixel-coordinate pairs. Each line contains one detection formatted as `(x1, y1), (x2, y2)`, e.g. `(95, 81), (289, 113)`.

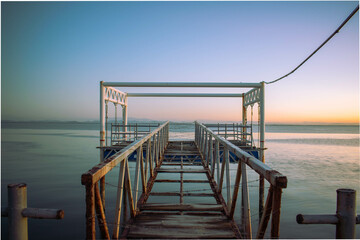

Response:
(218, 149), (226, 194)
(271, 187), (283, 239)
(155, 179), (209, 183)
(224, 146), (231, 208)
(296, 214), (338, 224)
(241, 162), (252, 239)
(85, 183), (95, 240)
(124, 159), (136, 218)
(112, 159), (126, 239)
(259, 176), (265, 220)
(183, 193), (215, 197)
(82, 122), (169, 185)
(21, 208), (64, 219)
(161, 163), (201, 166)
(256, 186), (273, 239)
(215, 140), (220, 184)
(195, 122), (287, 189)
(157, 169), (207, 173)
(126, 214), (237, 239)
(139, 204), (224, 212)
(94, 184), (110, 240)
(229, 158), (242, 219)
(133, 146), (141, 209)
(100, 177), (105, 211)
(150, 192), (181, 196)
(127, 225), (236, 239)
(145, 138), (150, 181)
(139, 146), (147, 193)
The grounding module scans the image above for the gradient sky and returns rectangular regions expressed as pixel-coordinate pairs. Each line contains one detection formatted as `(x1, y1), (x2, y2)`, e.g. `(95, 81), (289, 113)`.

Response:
(2, 1), (359, 123)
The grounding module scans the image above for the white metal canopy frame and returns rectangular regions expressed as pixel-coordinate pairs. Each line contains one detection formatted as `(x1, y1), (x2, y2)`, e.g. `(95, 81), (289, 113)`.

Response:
(99, 81), (267, 217)
(99, 81), (265, 159)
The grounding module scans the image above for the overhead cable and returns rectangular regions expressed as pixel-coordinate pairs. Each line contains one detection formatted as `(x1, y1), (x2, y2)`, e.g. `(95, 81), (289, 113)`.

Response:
(265, 5), (359, 85)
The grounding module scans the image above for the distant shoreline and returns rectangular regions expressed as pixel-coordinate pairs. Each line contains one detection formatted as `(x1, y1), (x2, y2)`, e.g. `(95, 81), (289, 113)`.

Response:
(1, 120), (359, 126)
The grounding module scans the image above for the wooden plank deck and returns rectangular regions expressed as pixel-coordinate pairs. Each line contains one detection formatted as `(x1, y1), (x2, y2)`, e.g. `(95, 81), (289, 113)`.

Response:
(121, 141), (241, 239)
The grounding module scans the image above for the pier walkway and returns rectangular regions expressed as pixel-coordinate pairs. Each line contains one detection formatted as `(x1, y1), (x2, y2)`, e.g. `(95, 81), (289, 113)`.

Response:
(81, 121), (287, 239)
(122, 141), (240, 239)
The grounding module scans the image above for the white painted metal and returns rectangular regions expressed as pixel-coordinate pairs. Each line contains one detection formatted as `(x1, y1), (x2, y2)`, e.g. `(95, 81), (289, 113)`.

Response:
(122, 97), (128, 140)
(259, 81), (265, 161)
(104, 87), (127, 106)
(103, 82), (262, 88)
(243, 88), (261, 107)
(100, 82), (106, 160)
(127, 93), (243, 97)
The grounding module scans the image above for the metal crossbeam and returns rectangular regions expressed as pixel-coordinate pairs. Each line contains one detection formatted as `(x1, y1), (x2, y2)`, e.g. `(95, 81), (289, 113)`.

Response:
(127, 93), (243, 97)
(103, 82), (262, 88)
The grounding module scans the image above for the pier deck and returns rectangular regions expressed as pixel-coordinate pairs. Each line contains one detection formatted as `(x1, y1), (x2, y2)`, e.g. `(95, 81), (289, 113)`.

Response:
(81, 121), (287, 239)
(122, 141), (241, 239)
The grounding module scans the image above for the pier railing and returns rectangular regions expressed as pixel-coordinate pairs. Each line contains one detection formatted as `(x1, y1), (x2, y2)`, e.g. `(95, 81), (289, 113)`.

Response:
(111, 123), (160, 145)
(81, 121), (169, 240)
(204, 123), (253, 144)
(195, 122), (287, 239)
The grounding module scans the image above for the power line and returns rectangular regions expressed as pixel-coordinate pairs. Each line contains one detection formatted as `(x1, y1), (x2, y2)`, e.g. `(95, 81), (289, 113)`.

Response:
(265, 5), (359, 85)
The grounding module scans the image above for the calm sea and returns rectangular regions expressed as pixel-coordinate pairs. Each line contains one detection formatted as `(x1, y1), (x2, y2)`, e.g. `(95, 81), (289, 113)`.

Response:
(1, 121), (359, 239)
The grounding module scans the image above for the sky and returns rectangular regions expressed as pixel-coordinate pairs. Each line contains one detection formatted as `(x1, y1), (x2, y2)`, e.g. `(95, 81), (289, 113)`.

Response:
(1, 1), (359, 124)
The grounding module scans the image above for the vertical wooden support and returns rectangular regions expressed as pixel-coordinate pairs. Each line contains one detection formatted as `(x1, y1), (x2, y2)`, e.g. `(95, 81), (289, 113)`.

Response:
(215, 140), (220, 184)
(8, 183), (28, 240)
(100, 177), (105, 211)
(225, 147), (231, 209)
(218, 148), (226, 194)
(204, 131), (208, 163)
(139, 146), (146, 193)
(156, 132), (160, 164)
(208, 135), (213, 169)
(85, 183), (95, 240)
(147, 138), (152, 178)
(133, 147), (141, 209)
(94, 184), (110, 240)
(256, 186), (274, 239)
(241, 162), (252, 239)
(229, 159), (242, 219)
(336, 189), (356, 239)
(270, 187), (282, 239)
(124, 159), (136, 218)
(202, 129), (206, 154)
(151, 135), (156, 173)
(112, 160), (126, 239)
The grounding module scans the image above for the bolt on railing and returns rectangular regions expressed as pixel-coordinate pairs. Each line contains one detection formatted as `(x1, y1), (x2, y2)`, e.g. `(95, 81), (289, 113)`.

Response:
(297, 188), (360, 239)
(1, 183), (64, 240)
(195, 122), (287, 239)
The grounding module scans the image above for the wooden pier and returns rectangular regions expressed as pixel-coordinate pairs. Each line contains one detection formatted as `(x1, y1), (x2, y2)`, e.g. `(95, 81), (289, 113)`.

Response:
(81, 121), (287, 239)
(122, 141), (241, 239)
